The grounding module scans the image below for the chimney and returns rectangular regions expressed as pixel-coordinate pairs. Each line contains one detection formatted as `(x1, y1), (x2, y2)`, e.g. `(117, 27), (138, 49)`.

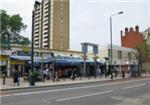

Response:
(121, 30), (123, 37)
(125, 28), (128, 35)
(129, 27), (134, 32)
(135, 25), (139, 32)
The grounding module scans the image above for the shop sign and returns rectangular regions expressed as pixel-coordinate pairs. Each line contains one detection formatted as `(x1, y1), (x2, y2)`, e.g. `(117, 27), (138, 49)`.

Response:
(0, 50), (11, 55)
(0, 61), (6, 66)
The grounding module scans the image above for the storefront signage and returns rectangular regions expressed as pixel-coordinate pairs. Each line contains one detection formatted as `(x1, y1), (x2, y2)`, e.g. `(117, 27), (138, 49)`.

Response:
(0, 50), (11, 55)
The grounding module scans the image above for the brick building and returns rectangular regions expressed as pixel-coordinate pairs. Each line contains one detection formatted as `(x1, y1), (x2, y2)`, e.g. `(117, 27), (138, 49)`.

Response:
(121, 26), (150, 72)
(121, 26), (144, 48)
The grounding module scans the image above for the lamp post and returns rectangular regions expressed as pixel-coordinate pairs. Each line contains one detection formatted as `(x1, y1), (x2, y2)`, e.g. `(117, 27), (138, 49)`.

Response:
(30, 10), (35, 86)
(110, 11), (123, 79)
(93, 54), (98, 78)
(70, 54), (73, 66)
(41, 53), (43, 76)
(50, 52), (55, 82)
(110, 11), (123, 64)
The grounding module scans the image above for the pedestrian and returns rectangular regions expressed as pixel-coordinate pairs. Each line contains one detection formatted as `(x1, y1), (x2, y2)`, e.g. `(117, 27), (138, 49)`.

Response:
(16, 70), (20, 86)
(49, 65), (53, 79)
(42, 69), (47, 81)
(122, 70), (125, 78)
(13, 69), (20, 86)
(71, 69), (75, 80)
(62, 69), (66, 81)
(97, 67), (102, 78)
(46, 68), (50, 80)
(55, 70), (59, 82)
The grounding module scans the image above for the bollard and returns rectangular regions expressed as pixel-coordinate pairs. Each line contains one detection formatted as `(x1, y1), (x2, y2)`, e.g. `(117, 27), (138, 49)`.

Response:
(3, 75), (5, 85)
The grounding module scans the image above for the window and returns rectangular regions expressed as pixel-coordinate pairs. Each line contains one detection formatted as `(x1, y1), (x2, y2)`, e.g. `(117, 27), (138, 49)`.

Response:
(118, 50), (122, 59)
(108, 49), (111, 57)
(35, 31), (39, 34)
(44, 45), (48, 48)
(44, 13), (49, 18)
(44, 11), (48, 14)
(128, 52), (131, 60)
(44, 32), (47, 35)
(135, 54), (138, 60)
(44, 6), (48, 11)
(35, 23), (39, 27)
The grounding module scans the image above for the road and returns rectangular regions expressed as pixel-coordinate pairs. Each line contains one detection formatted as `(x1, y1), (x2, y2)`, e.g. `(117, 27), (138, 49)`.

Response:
(1, 77), (150, 105)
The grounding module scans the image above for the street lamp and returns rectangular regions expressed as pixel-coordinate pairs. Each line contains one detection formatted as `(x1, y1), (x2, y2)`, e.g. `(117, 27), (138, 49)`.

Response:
(110, 11), (124, 66)
(109, 11), (123, 79)
(50, 52), (55, 82)
(29, 10), (35, 86)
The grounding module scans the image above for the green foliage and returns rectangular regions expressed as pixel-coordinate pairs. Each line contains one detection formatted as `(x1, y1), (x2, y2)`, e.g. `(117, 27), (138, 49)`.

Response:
(0, 10), (10, 38)
(135, 42), (148, 72)
(13, 35), (30, 45)
(145, 44), (150, 58)
(0, 9), (30, 46)
(20, 36), (30, 45)
(29, 69), (41, 81)
(34, 69), (41, 78)
(135, 43), (147, 63)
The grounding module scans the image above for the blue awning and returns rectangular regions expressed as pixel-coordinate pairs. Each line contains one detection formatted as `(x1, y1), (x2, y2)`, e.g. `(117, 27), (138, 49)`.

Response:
(12, 55), (103, 66)
(10, 55), (42, 62)
(43, 58), (83, 66)
(86, 60), (103, 65)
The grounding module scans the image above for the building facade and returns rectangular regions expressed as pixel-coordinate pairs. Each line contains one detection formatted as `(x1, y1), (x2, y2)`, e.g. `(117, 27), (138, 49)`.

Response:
(98, 45), (138, 74)
(33, 0), (70, 50)
(0, 44), (82, 77)
(0, 44), (139, 77)
(121, 26), (150, 72)
(98, 45), (138, 66)
(121, 26), (144, 48)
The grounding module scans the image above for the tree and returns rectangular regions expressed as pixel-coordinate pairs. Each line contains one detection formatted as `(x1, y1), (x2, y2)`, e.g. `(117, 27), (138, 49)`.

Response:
(0, 10), (10, 39)
(0, 9), (29, 46)
(135, 42), (148, 73)
(18, 35), (31, 45)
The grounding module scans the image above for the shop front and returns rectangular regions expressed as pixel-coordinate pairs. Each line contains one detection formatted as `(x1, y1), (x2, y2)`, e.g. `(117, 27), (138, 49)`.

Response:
(10, 60), (26, 77)
(0, 55), (10, 77)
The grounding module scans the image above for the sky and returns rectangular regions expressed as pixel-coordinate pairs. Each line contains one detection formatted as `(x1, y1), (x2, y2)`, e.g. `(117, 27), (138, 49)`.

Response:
(1, 0), (150, 50)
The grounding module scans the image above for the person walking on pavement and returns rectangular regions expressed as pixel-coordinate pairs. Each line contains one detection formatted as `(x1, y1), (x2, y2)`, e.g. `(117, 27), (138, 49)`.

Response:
(71, 69), (75, 80)
(122, 69), (125, 78)
(42, 69), (47, 81)
(16, 70), (20, 86)
(13, 69), (20, 86)
(46, 68), (50, 80)
(110, 66), (114, 80)
(97, 67), (102, 78)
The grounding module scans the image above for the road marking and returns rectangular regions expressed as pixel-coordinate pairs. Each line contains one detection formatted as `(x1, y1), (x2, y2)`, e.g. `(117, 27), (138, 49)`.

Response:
(1, 78), (149, 97)
(43, 100), (47, 102)
(0, 94), (12, 97)
(0, 91), (12, 97)
(122, 83), (146, 90)
(56, 90), (114, 102)
(43, 100), (51, 104)
(112, 96), (143, 105)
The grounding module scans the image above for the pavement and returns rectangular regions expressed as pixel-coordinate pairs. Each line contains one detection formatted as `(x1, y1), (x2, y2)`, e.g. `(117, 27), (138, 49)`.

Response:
(0, 74), (131, 90)
(0, 73), (150, 90)
(1, 75), (150, 105)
